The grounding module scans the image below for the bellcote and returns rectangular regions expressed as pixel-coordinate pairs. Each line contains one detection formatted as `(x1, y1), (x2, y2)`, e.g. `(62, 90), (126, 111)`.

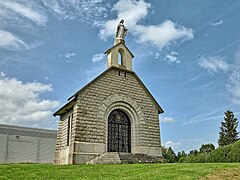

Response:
(104, 19), (134, 71)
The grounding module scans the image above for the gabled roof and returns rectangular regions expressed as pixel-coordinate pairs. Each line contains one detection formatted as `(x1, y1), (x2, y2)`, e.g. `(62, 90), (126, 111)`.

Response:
(53, 67), (164, 116)
(105, 42), (134, 58)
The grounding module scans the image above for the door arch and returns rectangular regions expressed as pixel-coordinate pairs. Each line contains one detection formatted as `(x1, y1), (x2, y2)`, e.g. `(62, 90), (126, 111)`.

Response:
(107, 109), (131, 153)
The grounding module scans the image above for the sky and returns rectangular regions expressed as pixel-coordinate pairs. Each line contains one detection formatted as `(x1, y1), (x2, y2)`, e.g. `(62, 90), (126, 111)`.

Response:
(0, 0), (240, 153)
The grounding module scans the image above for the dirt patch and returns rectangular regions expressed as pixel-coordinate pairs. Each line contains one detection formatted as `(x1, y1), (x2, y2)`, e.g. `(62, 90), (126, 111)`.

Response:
(200, 168), (240, 180)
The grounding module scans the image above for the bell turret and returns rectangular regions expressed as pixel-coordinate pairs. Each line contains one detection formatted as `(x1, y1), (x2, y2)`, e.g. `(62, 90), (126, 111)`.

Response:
(105, 19), (134, 71)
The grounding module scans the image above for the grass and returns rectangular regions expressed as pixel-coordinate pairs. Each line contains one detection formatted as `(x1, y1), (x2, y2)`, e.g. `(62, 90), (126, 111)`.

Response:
(0, 163), (240, 180)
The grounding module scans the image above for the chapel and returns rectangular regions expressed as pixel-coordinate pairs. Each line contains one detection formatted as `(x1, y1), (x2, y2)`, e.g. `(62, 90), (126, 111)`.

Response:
(53, 20), (164, 164)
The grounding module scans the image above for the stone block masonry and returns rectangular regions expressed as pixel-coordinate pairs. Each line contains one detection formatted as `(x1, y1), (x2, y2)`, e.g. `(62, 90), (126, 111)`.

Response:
(54, 67), (162, 164)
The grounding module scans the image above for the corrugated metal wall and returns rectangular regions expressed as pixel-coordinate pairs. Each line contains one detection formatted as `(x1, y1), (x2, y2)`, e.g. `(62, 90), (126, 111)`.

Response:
(0, 124), (57, 164)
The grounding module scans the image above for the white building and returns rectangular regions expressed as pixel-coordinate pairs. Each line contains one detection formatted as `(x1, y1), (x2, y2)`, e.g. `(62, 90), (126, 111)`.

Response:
(0, 124), (56, 164)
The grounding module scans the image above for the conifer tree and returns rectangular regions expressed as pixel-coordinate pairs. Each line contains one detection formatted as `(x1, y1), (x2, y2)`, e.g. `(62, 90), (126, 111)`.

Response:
(218, 110), (239, 146)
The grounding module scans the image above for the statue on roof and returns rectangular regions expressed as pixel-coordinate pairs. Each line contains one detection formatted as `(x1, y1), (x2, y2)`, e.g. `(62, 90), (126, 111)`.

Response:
(116, 19), (128, 40)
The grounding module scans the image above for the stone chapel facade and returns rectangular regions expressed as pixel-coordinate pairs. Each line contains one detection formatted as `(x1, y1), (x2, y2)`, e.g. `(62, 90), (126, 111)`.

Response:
(53, 20), (164, 164)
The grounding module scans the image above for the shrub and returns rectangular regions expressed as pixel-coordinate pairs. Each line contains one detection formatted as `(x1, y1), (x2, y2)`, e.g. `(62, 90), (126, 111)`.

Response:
(227, 140), (240, 162)
(209, 144), (232, 162)
(179, 140), (240, 163)
(178, 153), (210, 163)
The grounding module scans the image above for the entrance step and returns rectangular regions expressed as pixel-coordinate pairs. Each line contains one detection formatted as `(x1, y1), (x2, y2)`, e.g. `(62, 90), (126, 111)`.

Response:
(86, 152), (162, 164)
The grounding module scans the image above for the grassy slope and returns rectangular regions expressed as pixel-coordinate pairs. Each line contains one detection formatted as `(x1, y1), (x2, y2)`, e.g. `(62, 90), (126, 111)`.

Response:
(0, 163), (240, 180)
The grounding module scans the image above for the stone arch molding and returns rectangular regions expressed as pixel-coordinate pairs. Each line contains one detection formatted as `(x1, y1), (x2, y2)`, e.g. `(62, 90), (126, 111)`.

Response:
(97, 94), (144, 153)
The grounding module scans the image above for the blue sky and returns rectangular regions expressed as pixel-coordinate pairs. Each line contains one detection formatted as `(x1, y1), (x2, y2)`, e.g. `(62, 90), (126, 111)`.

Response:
(0, 0), (240, 153)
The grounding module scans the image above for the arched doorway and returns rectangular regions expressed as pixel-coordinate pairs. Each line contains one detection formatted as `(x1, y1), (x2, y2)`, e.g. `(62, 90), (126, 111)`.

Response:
(107, 109), (131, 153)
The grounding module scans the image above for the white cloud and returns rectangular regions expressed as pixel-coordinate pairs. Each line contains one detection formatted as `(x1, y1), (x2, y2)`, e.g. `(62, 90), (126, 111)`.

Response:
(159, 116), (174, 123)
(226, 53), (240, 104)
(154, 52), (160, 59)
(189, 75), (200, 82)
(184, 107), (226, 126)
(0, 0), (108, 50)
(92, 53), (105, 63)
(199, 56), (229, 73)
(59, 52), (76, 63)
(64, 53), (76, 59)
(164, 141), (181, 150)
(164, 51), (180, 64)
(210, 19), (223, 27)
(99, 0), (193, 49)
(99, 0), (150, 40)
(0, 30), (29, 50)
(198, 52), (240, 105)
(41, 0), (108, 22)
(0, 72), (6, 77)
(0, 75), (59, 128)
(0, 1), (47, 26)
(135, 21), (193, 49)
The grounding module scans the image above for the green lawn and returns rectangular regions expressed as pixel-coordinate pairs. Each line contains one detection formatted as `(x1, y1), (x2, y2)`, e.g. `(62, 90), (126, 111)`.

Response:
(0, 163), (240, 180)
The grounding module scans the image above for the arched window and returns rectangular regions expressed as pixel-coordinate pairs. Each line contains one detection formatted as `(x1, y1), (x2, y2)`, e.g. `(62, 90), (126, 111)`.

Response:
(118, 51), (122, 65)
(118, 48), (124, 66)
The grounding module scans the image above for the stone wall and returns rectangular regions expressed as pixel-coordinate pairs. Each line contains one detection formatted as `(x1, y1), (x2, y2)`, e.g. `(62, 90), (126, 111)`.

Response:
(73, 68), (161, 159)
(55, 68), (162, 164)
(55, 110), (72, 164)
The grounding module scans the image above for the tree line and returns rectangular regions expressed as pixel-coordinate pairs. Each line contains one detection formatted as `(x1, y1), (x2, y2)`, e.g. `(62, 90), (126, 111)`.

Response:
(162, 110), (239, 163)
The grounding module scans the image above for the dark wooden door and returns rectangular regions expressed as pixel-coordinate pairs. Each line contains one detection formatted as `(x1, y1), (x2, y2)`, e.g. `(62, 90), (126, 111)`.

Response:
(107, 110), (131, 153)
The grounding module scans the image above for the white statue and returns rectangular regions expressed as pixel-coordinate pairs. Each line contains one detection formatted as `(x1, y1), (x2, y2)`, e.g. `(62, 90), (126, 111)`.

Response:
(116, 19), (128, 40)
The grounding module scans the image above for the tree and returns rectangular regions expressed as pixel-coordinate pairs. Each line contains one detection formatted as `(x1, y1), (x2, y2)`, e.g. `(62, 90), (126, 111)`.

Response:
(199, 143), (215, 154)
(189, 149), (198, 156)
(218, 110), (239, 147)
(181, 150), (186, 157)
(162, 147), (177, 163)
(176, 150), (187, 161)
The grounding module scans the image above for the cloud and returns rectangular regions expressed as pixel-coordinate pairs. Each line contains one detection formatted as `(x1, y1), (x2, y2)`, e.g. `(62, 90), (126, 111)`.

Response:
(92, 53), (105, 63)
(164, 51), (180, 64)
(154, 52), (160, 59)
(0, 1), (47, 50)
(59, 52), (76, 59)
(99, 0), (193, 49)
(226, 52), (240, 104)
(188, 75), (200, 82)
(199, 56), (229, 73)
(198, 52), (240, 105)
(210, 20), (223, 27)
(163, 141), (181, 151)
(135, 21), (193, 49)
(99, 0), (150, 39)
(183, 107), (226, 126)
(58, 52), (76, 63)
(0, 71), (6, 77)
(0, 75), (59, 128)
(0, 30), (29, 50)
(41, 0), (108, 22)
(228, 70), (240, 98)
(159, 116), (174, 123)
(0, 0), (108, 50)
(0, 1), (47, 26)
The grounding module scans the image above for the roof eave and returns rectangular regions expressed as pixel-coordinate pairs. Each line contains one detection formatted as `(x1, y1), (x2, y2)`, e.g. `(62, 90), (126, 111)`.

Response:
(53, 98), (76, 117)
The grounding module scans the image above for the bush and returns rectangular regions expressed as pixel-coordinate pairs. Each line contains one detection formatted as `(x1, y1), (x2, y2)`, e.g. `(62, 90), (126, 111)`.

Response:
(209, 144), (232, 162)
(178, 153), (210, 163)
(179, 140), (240, 163)
(228, 140), (240, 162)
